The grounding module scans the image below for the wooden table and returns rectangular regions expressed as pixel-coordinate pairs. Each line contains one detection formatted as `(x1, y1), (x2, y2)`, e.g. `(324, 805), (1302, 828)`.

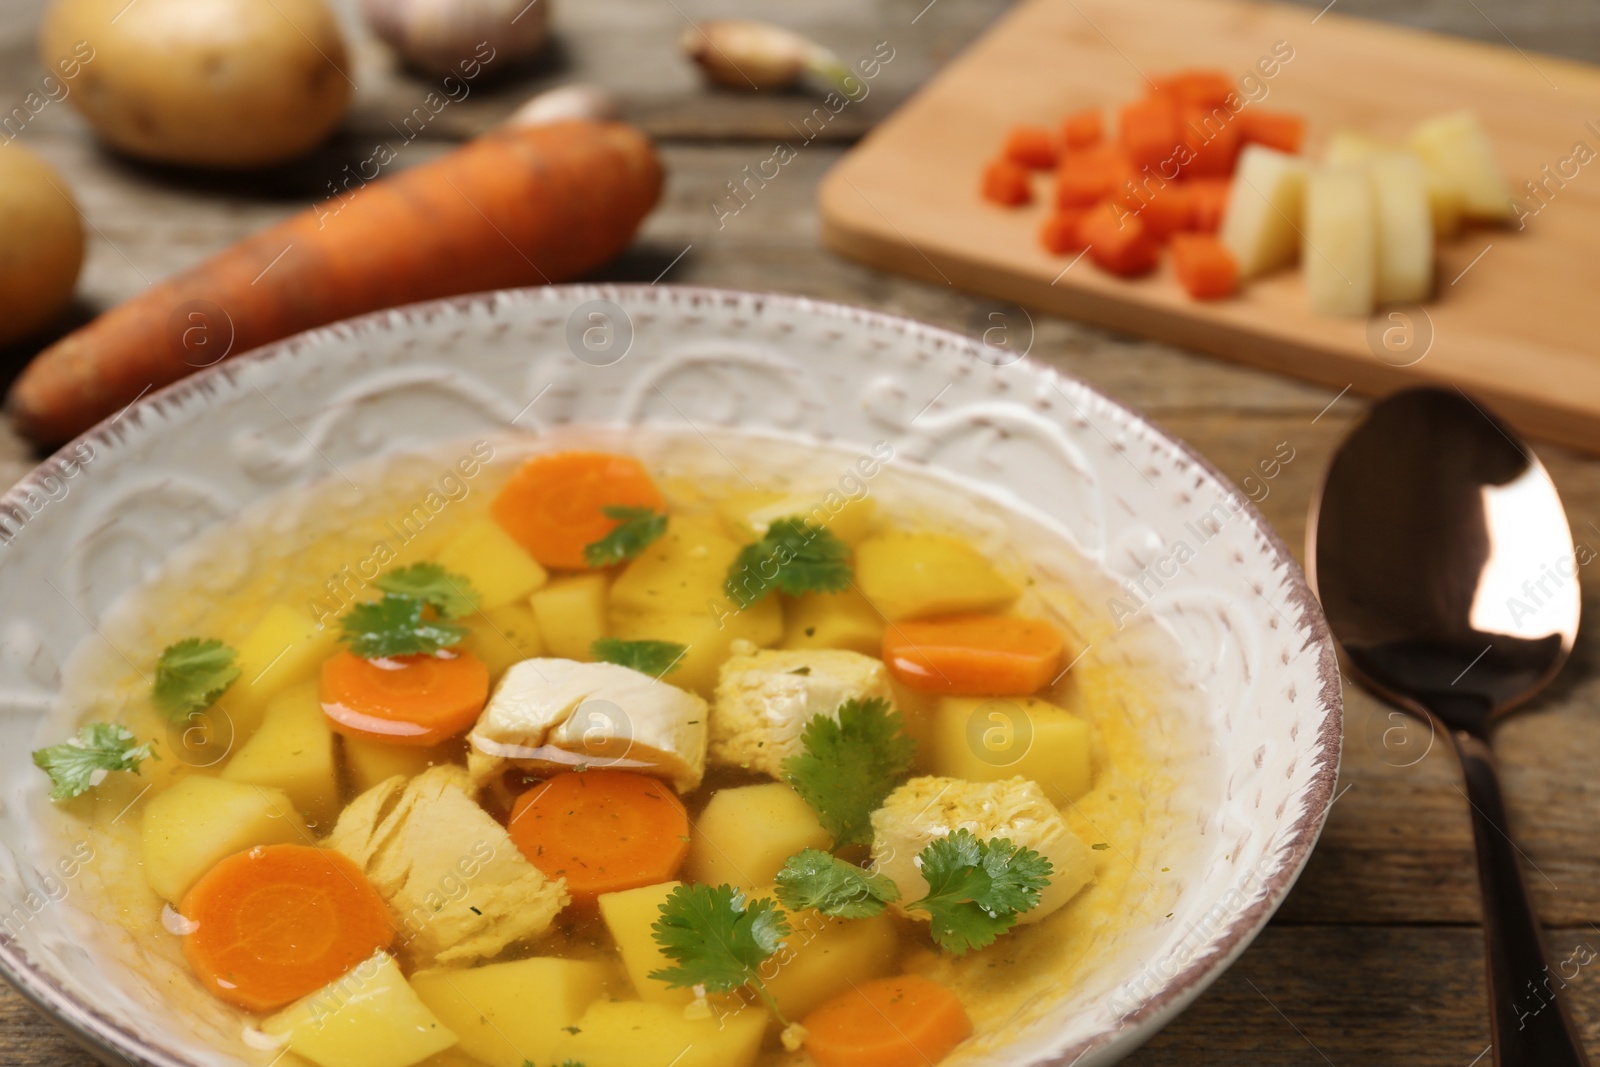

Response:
(3, 0), (1599, 1063)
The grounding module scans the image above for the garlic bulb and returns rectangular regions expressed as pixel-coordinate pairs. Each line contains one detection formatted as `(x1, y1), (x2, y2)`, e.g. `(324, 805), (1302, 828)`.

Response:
(506, 84), (618, 128)
(680, 20), (849, 94)
(363, 0), (551, 76)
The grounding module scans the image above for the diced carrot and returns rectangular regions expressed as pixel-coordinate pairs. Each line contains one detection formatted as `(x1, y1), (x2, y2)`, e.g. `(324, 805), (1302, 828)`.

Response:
(507, 770), (689, 905)
(1242, 108), (1306, 154)
(1118, 94), (1181, 174)
(1054, 144), (1131, 208)
(1039, 207), (1090, 254)
(320, 649), (489, 747)
(1171, 233), (1240, 300)
(1154, 69), (1236, 109)
(804, 976), (974, 1067)
(883, 614), (1064, 695)
(1186, 178), (1232, 232)
(1118, 182), (1190, 241)
(181, 844), (394, 1012)
(1002, 125), (1058, 169)
(492, 451), (666, 569)
(1179, 101), (1243, 178)
(981, 158), (1033, 206)
(1059, 108), (1104, 150)
(1078, 202), (1162, 278)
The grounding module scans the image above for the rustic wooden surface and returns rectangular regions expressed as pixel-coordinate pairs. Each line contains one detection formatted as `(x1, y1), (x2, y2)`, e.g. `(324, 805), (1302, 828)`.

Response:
(2, 0), (1599, 1063)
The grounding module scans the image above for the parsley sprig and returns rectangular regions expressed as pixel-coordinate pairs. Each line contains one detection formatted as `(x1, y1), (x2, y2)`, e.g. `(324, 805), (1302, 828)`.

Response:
(151, 638), (239, 719)
(584, 506), (667, 568)
(591, 638), (686, 677)
(782, 698), (916, 848)
(649, 883), (792, 1022)
(375, 562), (480, 619)
(33, 723), (155, 801)
(340, 564), (480, 658)
(774, 849), (900, 919)
(725, 517), (851, 606)
(906, 829), (1054, 955)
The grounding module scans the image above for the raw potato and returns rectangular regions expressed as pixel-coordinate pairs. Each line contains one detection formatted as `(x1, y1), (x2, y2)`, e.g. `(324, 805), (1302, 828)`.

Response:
(853, 531), (1018, 621)
(1329, 129), (1463, 241)
(220, 680), (338, 824)
(1219, 144), (1307, 278)
(411, 957), (607, 1067)
(598, 880), (693, 1005)
(141, 776), (306, 902)
(550, 999), (768, 1067)
(263, 952), (457, 1067)
(435, 517), (548, 610)
(530, 573), (609, 661)
(1366, 152), (1435, 303)
(40, 0), (351, 168)
(686, 783), (831, 886)
(0, 144), (83, 346)
(780, 587), (884, 655)
(1409, 110), (1514, 222)
(1303, 166), (1376, 316)
(930, 696), (1093, 802)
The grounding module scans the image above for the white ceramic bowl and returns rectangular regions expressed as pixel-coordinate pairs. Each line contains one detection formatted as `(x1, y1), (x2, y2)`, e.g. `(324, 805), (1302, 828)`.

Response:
(0, 285), (1340, 1066)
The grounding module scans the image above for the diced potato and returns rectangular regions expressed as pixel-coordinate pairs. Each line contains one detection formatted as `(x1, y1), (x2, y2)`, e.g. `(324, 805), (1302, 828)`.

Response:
(717, 490), (878, 545)
(530, 573), (609, 661)
(550, 999), (767, 1067)
(1366, 151), (1434, 304)
(220, 680), (338, 825)
(765, 909), (898, 1019)
(229, 604), (342, 734)
(412, 1052), (482, 1067)
(141, 776), (306, 902)
(435, 517), (549, 610)
(687, 783), (831, 886)
(780, 588), (884, 656)
(611, 515), (742, 616)
(598, 880), (692, 1006)
(930, 696), (1093, 802)
(1219, 144), (1307, 278)
(459, 603), (544, 681)
(1329, 130), (1463, 238)
(610, 599), (782, 697)
(1409, 110), (1514, 221)
(411, 958), (607, 1067)
(1304, 165), (1376, 316)
(1324, 129), (1398, 166)
(343, 736), (459, 794)
(263, 952), (456, 1067)
(854, 531), (1017, 622)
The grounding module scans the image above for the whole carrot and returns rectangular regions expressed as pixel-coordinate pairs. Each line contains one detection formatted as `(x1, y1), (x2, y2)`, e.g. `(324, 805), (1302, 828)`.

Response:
(8, 119), (663, 443)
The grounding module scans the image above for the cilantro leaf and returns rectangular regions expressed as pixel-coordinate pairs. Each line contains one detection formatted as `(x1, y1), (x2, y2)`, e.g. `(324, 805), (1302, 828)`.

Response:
(725, 517), (851, 606)
(584, 506), (667, 568)
(907, 829), (1054, 955)
(782, 697), (916, 848)
(341, 595), (468, 658)
(375, 563), (480, 620)
(649, 884), (789, 1007)
(774, 849), (900, 918)
(151, 638), (240, 719)
(591, 638), (686, 677)
(33, 723), (155, 801)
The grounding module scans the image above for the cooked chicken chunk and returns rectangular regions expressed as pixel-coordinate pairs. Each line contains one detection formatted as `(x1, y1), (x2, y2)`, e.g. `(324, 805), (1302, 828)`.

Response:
(327, 765), (568, 965)
(709, 643), (892, 777)
(870, 775), (1094, 924)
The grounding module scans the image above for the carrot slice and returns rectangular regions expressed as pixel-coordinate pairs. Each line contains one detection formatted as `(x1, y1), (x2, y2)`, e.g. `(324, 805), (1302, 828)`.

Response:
(1171, 233), (1240, 300)
(1078, 202), (1161, 277)
(1155, 69), (1236, 109)
(803, 975), (974, 1067)
(1185, 177), (1232, 232)
(1242, 108), (1306, 154)
(1179, 102), (1243, 178)
(1039, 207), (1090, 255)
(1059, 108), (1104, 150)
(320, 649), (489, 746)
(980, 158), (1033, 206)
(1118, 94), (1180, 174)
(1119, 182), (1190, 241)
(508, 770), (689, 905)
(491, 451), (665, 570)
(181, 844), (394, 1012)
(883, 614), (1064, 695)
(1054, 144), (1131, 208)
(1002, 125), (1058, 170)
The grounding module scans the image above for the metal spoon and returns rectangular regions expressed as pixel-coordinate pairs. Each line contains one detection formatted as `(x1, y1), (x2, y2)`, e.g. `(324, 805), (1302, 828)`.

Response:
(1307, 386), (1587, 1067)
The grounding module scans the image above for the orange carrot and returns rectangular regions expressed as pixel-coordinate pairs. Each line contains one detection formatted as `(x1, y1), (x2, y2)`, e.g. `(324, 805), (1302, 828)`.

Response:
(1155, 69), (1236, 109)
(1171, 233), (1240, 300)
(1039, 208), (1090, 255)
(507, 770), (689, 905)
(8, 120), (663, 444)
(1179, 102), (1243, 178)
(803, 976), (974, 1067)
(1119, 182), (1190, 241)
(320, 649), (489, 746)
(1059, 108), (1104, 150)
(491, 451), (665, 569)
(883, 614), (1064, 695)
(1242, 108), (1306, 154)
(1002, 126), (1058, 170)
(1118, 94), (1181, 174)
(181, 844), (394, 1012)
(1186, 178), (1232, 232)
(1078, 202), (1162, 277)
(981, 158), (1033, 206)
(1054, 144), (1131, 208)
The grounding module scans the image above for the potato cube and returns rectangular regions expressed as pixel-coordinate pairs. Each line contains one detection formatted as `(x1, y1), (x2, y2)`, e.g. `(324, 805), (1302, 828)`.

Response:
(780, 588), (884, 656)
(343, 736), (459, 794)
(410, 957), (607, 1067)
(550, 999), (767, 1067)
(598, 880), (692, 1005)
(854, 531), (1017, 621)
(141, 776), (306, 902)
(930, 696), (1093, 802)
(611, 515), (742, 616)
(460, 603), (544, 681)
(687, 783), (831, 887)
(229, 604), (342, 735)
(718, 490), (878, 545)
(530, 573), (608, 661)
(1367, 151), (1434, 304)
(610, 600), (781, 697)
(1409, 110), (1514, 222)
(765, 910), (898, 1019)
(1304, 165), (1376, 316)
(435, 517), (549, 610)
(263, 952), (456, 1067)
(1219, 144), (1307, 278)
(220, 680), (338, 825)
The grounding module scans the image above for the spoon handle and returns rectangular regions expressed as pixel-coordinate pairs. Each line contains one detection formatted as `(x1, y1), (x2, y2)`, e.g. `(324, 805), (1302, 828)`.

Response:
(1452, 730), (1590, 1067)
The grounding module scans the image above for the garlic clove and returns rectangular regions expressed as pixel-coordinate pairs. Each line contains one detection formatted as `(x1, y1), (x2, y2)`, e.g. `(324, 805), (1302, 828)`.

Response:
(362, 0), (553, 77)
(506, 84), (619, 127)
(679, 20), (850, 95)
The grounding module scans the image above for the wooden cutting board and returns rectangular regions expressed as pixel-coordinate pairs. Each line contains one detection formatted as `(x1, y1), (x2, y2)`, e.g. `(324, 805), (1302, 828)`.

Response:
(819, 0), (1600, 453)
